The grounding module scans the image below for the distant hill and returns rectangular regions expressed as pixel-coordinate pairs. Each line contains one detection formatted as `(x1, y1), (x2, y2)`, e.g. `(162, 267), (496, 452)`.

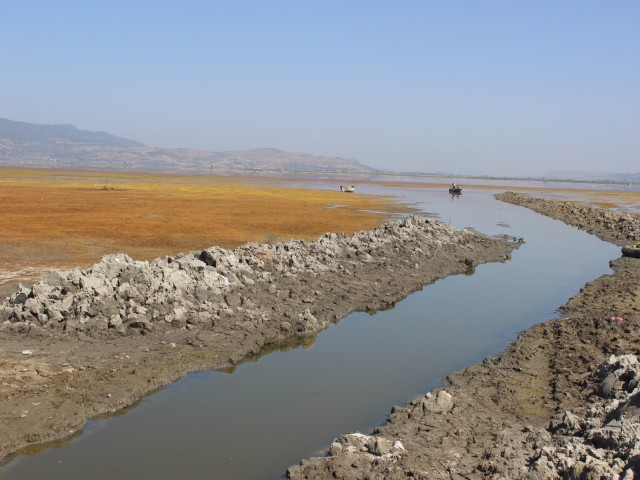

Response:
(0, 118), (144, 148)
(0, 118), (378, 175)
(542, 170), (640, 184)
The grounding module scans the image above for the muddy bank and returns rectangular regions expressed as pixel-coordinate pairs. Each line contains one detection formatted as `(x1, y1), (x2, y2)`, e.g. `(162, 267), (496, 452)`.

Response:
(497, 191), (640, 246)
(0, 216), (520, 463)
(287, 193), (640, 479)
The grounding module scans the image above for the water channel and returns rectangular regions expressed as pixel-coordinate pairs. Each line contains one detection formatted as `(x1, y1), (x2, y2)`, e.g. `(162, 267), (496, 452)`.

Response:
(0, 183), (622, 479)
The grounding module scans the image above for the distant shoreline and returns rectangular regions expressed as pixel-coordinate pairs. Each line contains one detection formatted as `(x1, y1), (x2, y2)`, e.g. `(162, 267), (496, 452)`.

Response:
(1, 165), (639, 189)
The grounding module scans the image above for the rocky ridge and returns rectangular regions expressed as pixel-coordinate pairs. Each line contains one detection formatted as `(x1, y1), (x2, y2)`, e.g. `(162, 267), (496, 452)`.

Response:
(530, 353), (640, 478)
(0, 216), (521, 461)
(496, 191), (640, 245)
(0, 216), (516, 337)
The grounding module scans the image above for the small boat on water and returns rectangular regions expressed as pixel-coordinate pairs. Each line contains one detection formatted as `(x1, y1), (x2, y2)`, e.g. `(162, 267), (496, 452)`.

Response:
(622, 243), (640, 258)
(449, 187), (462, 195)
(340, 185), (356, 192)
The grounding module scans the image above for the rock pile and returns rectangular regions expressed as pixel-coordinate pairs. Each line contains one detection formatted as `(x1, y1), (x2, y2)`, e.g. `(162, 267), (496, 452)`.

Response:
(529, 354), (640, 479)
(289, 432), (407, 477)
(287, 388), (457, 479)
(1, 216), (513, 336)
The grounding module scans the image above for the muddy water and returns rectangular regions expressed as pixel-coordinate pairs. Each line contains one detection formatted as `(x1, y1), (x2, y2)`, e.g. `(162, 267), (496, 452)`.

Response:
(0, 186), (620, 480)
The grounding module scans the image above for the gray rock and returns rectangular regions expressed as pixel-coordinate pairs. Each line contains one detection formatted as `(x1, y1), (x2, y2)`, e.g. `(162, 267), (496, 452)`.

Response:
(421, 389), (454, 414)
(0, 215), (517, 340)
(295, 309), (321, 334)
(60, 295), (74, 313)
(328, 442), (343, 456)
(366, 437), (392, 456)
(108, 315), (123, 328)
(23, 298), (43, 315)
(126, 315), (153, 330)
(46, 270), (67, 287)
(31, 282), (55, 297)
(45, 306), (64, 323)
(280, 321), (292, 332)
(172, 306), (188, 324)
(9, 290), (29, 305)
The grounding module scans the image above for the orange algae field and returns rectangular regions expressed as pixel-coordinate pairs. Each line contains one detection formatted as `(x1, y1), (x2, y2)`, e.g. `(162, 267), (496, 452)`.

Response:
(0, 168), (408, 281)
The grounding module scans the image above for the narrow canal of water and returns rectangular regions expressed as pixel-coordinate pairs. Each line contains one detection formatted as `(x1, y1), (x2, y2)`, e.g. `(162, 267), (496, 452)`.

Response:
(0, 186), (620, 479)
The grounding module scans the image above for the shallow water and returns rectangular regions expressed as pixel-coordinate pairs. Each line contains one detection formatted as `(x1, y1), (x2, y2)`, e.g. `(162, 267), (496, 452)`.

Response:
(0, 185), (621, 480)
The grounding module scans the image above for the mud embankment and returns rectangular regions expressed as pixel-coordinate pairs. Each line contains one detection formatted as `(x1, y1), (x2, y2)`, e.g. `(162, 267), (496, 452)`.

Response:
(0, 216), (520, 463)
(288, 193), (640, 480)
(497, 191), (640, 246)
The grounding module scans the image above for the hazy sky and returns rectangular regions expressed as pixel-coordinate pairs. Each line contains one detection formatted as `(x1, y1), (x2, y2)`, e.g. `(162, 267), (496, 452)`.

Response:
(1, 1), (638, 176)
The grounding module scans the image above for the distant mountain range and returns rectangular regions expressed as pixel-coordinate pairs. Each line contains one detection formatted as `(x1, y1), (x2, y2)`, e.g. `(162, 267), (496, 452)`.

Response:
(541, 170), (640, 184)
(1, 118), (637, 183)
(0, 118), (377, 175)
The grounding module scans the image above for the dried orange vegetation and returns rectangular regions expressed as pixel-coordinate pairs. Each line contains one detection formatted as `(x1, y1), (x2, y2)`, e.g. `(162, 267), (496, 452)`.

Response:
(0, 168), (408, 274)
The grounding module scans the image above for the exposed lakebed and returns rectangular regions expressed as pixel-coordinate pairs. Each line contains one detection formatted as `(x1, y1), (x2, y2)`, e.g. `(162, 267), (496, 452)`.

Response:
(0, 184), (621, 479)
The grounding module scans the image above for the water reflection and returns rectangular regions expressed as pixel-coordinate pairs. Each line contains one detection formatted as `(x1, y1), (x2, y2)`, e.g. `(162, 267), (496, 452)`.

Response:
(223, 334), (320, 374)
(0, 185), (621, 480)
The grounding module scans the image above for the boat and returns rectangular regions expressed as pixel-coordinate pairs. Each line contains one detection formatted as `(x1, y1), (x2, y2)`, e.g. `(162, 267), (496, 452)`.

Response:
(340, 185), (355, 192)
(622, 243), (640, 258)
(449, 187), (462, 195)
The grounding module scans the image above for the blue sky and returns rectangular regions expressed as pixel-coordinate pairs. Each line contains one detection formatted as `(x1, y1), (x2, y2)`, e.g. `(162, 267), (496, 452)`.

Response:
(1, 1), (638, 176)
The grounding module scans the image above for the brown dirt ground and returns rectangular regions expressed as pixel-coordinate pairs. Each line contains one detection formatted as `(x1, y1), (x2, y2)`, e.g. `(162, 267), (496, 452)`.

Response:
(1, 171), (639, 479)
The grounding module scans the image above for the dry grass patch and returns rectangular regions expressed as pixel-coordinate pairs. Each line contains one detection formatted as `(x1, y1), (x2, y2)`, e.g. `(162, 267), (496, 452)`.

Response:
(0, 168), (409, 288)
